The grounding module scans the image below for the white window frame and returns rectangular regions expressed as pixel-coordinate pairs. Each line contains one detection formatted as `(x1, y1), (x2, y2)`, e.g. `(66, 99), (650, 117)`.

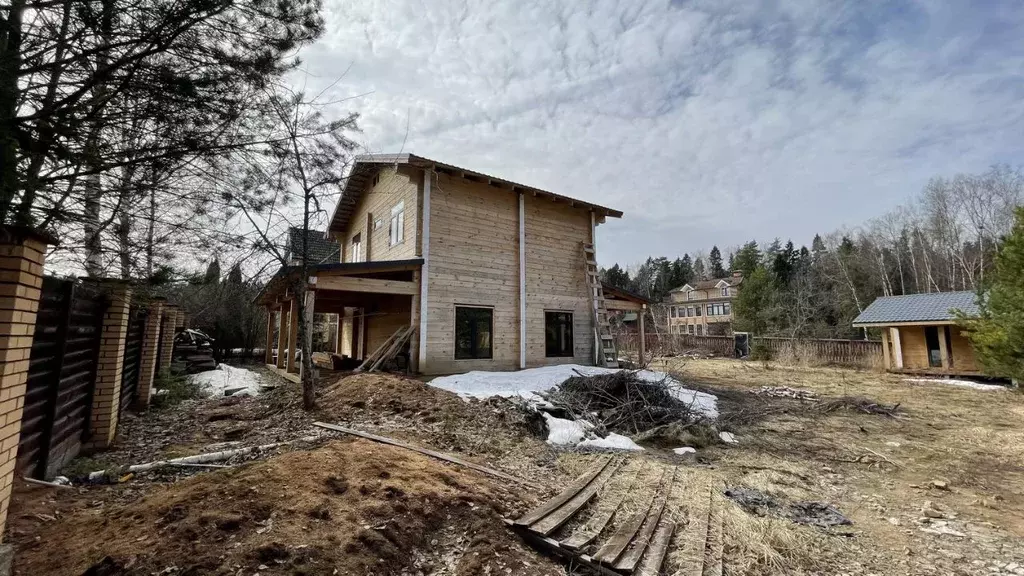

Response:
(721, 287), (729, 297)
(351, 233), (362, 263)
(389, 201), (405, 246)
(687, 290), (695, 300)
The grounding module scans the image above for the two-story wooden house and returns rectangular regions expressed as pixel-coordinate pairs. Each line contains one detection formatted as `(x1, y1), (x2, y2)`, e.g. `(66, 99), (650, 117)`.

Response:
(665, 273), (743, 336)
(258, 153), (624, 375)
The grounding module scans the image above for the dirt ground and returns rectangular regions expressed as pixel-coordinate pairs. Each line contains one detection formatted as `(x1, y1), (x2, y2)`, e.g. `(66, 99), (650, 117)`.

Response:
(6, 360), (1024, 575)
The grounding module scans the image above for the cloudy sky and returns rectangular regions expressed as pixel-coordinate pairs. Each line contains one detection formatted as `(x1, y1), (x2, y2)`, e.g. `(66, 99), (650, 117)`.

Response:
(299, 0), (1024, 267)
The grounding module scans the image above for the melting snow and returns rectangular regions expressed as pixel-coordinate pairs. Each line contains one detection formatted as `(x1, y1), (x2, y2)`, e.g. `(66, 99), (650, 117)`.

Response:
(190, 364), (263, 397)
(906, 378), (1006, 391)
(579, 433), (644, 451)
(429, 364), (717, 418)
(543, 414), (644, 452)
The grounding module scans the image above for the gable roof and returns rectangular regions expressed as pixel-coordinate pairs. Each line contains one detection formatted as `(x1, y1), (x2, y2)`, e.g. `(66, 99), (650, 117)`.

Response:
(852, 291), (980, 326)
(286, 227), (341, 265)
(328, 153), (623, 236)
(669, 275), (743, 293)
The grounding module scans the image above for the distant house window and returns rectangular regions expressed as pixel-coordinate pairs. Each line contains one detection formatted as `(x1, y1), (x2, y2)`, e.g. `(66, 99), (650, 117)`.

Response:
(455, 306), (492, 359)
(687, 306), (694, 317)
(680, 307), (687, 318)
(545, 311), (574, 357)
(696, 324), (703, 336)
(695, 305), (702, 316)
(389, 201), (405, 246)
(670, 307), (677, 318)
(721, 287), (729, 297)
(688, 324), (694, 335)
(724, 303), (731, 316)
(687, 290), (694, 301)
(351, 233), (362, 263)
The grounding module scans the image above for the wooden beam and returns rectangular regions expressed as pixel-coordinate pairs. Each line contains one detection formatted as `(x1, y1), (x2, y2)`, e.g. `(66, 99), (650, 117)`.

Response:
(881, 328), (891, 371)
(891, 327), (904, 369)
(276, 309), (287, 369)
(315, 275), (418, 295)
(639, 307), (646, 359)
(287, 298), (299, 374)
(938, 326), (950, 369)
(419, 169), (431, 373)
(264, 307), (274, 365)
(519, 191), (526, 369)
(409, 269), (421, 373)
(604, 299), (642, 311)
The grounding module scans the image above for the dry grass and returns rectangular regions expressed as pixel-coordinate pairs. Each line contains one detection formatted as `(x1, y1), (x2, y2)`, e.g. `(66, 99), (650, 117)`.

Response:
(653, 357), (1024, 574)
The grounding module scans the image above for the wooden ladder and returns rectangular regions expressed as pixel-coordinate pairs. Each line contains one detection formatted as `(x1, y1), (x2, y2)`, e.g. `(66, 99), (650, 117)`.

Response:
(583, 243), (617, 368)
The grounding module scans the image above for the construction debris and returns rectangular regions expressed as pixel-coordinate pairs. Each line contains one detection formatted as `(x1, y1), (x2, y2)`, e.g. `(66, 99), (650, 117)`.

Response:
(508, 458), (680, 575)
(543, 370), (711, 437)
(725, 486), (852, 529)
(750, 385), (819, 400)
(816, 396), (903, 417)
(355, 325), (413, 372)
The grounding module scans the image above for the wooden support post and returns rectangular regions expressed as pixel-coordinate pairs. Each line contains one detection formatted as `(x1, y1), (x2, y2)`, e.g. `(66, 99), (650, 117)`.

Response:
(357, 307), (365, 360)
(409, 270), (421, 373)
(276, 308), (287, 369)
(881, 327), (891, 371)
(890, 327), (903, 369)
(287, 298), (299, 374)
(938, 326), (950, 369)
(639, 305), (646, 359)
(264, 307), (274, 365)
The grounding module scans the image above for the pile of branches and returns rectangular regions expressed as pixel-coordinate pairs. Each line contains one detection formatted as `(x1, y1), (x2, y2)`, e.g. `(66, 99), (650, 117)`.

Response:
(815, 396), (902, 417)
(543, 370), (701, 435)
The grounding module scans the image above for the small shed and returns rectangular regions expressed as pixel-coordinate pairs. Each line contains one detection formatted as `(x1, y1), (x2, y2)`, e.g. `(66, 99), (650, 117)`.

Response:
(852, 291), (980, 375)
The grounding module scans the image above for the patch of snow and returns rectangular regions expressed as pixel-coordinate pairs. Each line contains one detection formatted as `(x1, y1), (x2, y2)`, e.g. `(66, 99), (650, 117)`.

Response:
(543, 414), (590, 446)
(189, 364), (263, 397)
(906, 378), (1006, 391)
(579, 433), (644, 452)
(719, 431), (737, 444)
(429, 364), (718, 418)
(673, 447), (697, 455)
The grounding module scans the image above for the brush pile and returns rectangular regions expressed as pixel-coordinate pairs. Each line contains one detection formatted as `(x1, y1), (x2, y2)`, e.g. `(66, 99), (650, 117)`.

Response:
(816, 396), (902, 417)
(543, 370), (702, 435)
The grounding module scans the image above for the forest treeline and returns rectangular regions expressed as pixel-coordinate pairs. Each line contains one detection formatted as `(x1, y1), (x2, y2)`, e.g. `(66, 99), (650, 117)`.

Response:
(601, 166), (1023, 339)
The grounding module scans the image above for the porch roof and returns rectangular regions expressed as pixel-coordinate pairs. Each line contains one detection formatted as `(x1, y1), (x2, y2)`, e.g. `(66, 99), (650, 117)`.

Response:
(257, 258), (423, 304)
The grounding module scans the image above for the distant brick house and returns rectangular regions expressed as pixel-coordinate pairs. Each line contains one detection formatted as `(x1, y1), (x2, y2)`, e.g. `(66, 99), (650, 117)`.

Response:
(665, 272), (743, 336)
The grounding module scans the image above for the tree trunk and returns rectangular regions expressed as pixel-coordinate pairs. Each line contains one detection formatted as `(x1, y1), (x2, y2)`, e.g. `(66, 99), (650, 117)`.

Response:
(0, 0), (26, 222)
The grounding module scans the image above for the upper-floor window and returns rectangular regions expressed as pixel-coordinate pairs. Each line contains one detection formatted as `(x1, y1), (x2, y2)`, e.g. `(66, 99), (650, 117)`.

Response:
(670, 306), (677, 318)
(351, 233), (362, 263)
(687, 306), (694, 317)
(724, 303), (731, 316)
(389, 202), (405, 246)
(721, 287), (729, 297)
(687, 290), (695, 300)
(695, 304), (702, 316)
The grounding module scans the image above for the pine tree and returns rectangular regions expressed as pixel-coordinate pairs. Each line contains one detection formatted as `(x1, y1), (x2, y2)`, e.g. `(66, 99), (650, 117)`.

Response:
(733, 267), (780, 335)
(603, 264), (631, 290)
(227, 263), (243, 284)
(709, 245), (726, 278)
(204, 258), (221, 284)
(679, 254), (694, 284)
(733, 240), (761, 276)
(960, 207), (1024, 384)
(692, 257), (706, 281)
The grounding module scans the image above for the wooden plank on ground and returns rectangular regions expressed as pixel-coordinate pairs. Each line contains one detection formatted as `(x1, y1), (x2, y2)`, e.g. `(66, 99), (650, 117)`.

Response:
(530, 459), (623, 536)
(561, 462), (645, 551)
(635, 519), (676, 576)
(312, 422), (529, 486)
(590, 467), (669, 566)
(514, 456), (613, 527)
(703, 490), (724, 576)
(613, 490), (670, 572)
(504, 520), (623, 576)
(678, 485), (713, 576)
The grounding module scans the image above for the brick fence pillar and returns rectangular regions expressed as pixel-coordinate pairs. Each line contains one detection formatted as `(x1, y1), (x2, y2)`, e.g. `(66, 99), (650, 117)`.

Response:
(158, 306), (178, 376)
(0, 226), (53, 543)
(82, 280), (131, 450)
(135, 299), (164, 409)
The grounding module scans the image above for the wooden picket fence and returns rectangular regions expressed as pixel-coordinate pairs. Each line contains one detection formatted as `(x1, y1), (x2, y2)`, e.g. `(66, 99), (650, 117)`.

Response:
(616, 332), (884, 369)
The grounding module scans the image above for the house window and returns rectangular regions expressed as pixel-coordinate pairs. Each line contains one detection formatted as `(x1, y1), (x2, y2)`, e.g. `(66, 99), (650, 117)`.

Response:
(696, 324), (703, 336)
(389, 201), (405, 246)
(688, 324), (694, 335)
(687, 290), (694, 301)
(670, 307), (677, 318)
(351, 233), (362, 263)
(721, 287), (729, 297)
(687, 306), (694, 317)
(544, 311), (574, 357)
(455, 306), (492, 359)
(695, 304), (702, 316)
(723, 303), (731, 316)
(680, 307), (687, 318)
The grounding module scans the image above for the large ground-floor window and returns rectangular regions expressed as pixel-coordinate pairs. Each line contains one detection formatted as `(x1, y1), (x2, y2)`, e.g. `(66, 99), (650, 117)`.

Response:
(545, 311), (574, 357)
(455, 306), (493, 359)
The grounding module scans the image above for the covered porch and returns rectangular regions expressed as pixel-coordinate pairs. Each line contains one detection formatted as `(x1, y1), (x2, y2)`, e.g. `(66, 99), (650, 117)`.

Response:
(258, 259), (424, 380)
(602, 283), (651, 359)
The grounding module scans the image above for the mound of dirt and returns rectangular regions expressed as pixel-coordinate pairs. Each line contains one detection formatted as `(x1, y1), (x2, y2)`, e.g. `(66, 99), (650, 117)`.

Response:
(11, 439), (562, 576)
(318, 373), (471, 422)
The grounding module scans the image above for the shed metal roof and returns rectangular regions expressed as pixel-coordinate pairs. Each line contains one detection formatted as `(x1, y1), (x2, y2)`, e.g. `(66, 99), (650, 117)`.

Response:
(852, 291), (980, 326)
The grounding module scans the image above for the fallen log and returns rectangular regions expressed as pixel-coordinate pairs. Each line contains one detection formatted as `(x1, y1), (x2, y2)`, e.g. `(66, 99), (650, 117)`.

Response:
(86, 435), (321, 481)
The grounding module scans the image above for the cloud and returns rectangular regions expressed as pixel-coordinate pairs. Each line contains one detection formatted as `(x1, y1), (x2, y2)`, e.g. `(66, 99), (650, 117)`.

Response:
(297, 0), (1024, 265)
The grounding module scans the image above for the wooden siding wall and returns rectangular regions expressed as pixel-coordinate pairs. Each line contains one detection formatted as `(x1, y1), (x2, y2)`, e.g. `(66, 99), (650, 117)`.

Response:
(425, 173), (520, 373)
(898, 326), (930, 370)
(337, 166), (420, 262)
(523, 194), (593, 367)
(948, 328), (978, 371)
(366, 295), (412, 359)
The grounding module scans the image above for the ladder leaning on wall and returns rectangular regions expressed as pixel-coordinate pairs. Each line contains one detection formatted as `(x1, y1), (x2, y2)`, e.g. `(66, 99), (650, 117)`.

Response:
(583, 243), (618, 368)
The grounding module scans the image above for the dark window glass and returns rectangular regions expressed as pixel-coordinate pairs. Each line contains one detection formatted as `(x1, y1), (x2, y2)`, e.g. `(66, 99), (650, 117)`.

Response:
(925, 326), (941, 367)
(695, 304), (702, 316)
(545, 312), (574, 357)
(723, 303), (731, 315)
(455, 307), (493, 359)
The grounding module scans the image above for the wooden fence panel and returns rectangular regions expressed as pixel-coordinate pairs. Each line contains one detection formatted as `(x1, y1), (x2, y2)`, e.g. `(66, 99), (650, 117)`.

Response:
(615, 332), (883, 368)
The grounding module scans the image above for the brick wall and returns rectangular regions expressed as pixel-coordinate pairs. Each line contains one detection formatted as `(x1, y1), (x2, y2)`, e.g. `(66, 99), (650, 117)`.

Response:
(0, 227), (51, 541)
(135, 299), (165, 409)
(85, 282), (132, 449)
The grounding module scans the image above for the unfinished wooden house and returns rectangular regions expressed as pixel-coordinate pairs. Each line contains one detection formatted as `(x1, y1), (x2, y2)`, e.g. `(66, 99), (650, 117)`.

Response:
(852, 291), (981, 376)
(258, 153), (625, 376)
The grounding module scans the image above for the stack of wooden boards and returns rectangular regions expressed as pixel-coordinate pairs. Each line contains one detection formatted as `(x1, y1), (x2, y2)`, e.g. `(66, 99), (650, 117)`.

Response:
(355, 325), (413, 372)
(506, 456), (724, 576)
